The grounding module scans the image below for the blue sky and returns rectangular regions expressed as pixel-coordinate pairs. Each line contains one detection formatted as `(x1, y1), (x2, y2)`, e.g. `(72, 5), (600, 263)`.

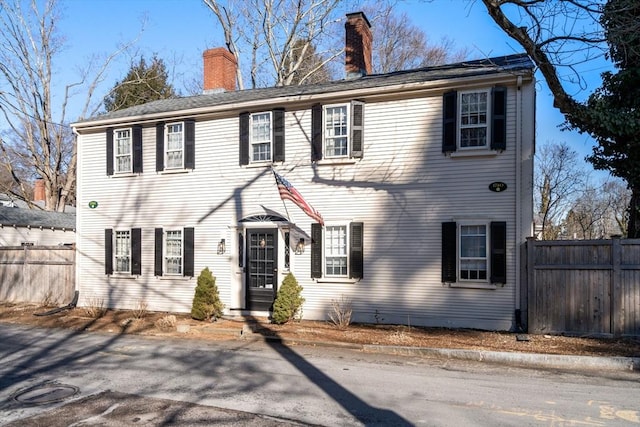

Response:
(57, 0), (610, 173)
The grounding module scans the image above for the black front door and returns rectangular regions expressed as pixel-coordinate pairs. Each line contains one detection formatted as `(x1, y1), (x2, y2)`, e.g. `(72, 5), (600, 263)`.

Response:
(246, 229), (278, 311)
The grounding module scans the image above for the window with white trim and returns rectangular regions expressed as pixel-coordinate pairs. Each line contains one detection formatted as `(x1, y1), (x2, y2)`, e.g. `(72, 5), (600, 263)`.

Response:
(250, 112), (272, 162)
(164, 229), (183, 275)
(459, 90), (489, 148)
(325, 224), (348, 276)
(114, 230), (131, 273)
(324, 104), (349, 158)
(459, 224), (487, 281)
(114, 129), (132, 173)
(165, 123), (184, 169)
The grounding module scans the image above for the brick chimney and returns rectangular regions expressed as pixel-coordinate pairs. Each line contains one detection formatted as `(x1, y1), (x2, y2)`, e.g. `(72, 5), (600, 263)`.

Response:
(345, 12), (372, 79)
(203, 48), (237, 93)
(34, 178), (45, 202)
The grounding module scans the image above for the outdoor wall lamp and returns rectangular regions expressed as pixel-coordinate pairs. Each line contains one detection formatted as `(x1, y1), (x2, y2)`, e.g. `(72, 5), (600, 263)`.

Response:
(217, 238), (226, 254)
(295, 238), (305, 255)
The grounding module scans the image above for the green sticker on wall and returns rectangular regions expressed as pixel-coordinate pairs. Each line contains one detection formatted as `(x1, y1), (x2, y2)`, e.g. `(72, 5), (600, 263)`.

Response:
(88, 201), (98, 209)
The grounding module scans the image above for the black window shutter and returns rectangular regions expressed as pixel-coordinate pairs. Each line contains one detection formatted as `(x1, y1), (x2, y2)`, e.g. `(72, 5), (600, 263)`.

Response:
(184, 119), (195, 169)
(131, 228), (142, 275)
(490, 221), (507, 284)
(311, 103), (323, 161)
(154, 228), (163, 276)
(310, 223), (323, 278)
(442, 222), (457, 282)
(491, 87), (507, 151)
(351, 101), (364, 158)
(132, 125), (143, 173)
(239, 112), (250, 165)
(106, 128), (114, 176)
(156, 122), (165, 172)
(273, 108), (285, 162)
(184, 227), (195, 277)
(442, 91), (457, 153)
(105, 228), (113, 275)
(349, 222), (364, 279)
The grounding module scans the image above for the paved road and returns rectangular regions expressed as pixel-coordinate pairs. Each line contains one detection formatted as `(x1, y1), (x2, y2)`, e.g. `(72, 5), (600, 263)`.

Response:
(0, 323), (638, 426)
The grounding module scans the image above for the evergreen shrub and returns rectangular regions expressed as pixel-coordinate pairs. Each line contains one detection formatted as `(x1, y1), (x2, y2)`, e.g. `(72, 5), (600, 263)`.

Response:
(191, 267), (224, 321)
(272, 272), (305, 324)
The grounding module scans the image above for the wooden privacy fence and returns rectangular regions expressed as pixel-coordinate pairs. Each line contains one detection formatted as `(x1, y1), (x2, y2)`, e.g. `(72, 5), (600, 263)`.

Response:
(0, 246), (75, 305)
(522, 237), (640, 337)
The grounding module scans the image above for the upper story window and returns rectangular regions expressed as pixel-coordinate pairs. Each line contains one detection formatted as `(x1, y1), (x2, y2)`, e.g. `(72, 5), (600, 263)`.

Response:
(251, 112), (272, 162)
(311, 100), (364, 161)
(106, 125), (142, 176)
(460, 91), (489, 148)
(311, 222), (363, 280)
(114, 129), (132, 173)
(165, 123), (184, 169)
(155, 119), (195, 172)
(239, 109), (284, 165)
(442, 87), (506, 153)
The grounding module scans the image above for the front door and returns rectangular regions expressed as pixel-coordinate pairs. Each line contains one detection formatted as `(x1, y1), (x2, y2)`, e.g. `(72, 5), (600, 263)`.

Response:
(246, 229), (278, 311)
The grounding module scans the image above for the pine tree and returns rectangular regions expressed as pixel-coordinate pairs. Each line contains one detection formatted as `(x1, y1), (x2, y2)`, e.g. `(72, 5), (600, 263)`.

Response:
(272, 273), (305, 324)
(191, 267), (224, 321)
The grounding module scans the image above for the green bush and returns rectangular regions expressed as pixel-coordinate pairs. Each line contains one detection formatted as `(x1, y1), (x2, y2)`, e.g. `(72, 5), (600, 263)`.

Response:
(191, 267), (224, 321)
(272, 272), (305, 324)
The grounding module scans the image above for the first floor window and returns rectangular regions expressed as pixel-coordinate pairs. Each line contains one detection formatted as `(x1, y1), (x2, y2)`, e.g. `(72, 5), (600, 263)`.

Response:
(114, 230), (131, 273)
(442, 221), (506, 284)
(325, 225), (348, 276)
(154, 227), (194, 277)
(459, 225), (487, 280)
(105, 228), (141, 275)
(165, 230), (183, 275)
(311, 222), (363, 280)
(166, 123), (184, 169)
(114, 129), (132, 173)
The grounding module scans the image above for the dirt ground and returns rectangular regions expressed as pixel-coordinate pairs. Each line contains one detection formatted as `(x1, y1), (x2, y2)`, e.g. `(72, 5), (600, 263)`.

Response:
(1, 302), (639, 358)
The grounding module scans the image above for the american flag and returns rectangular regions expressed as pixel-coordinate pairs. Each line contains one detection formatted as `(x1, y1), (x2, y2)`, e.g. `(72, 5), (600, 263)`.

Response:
(273, 170), (324, 226)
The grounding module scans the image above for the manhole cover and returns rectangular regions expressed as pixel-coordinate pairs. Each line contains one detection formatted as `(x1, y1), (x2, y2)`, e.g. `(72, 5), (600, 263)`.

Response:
(12, 383), (79, 405)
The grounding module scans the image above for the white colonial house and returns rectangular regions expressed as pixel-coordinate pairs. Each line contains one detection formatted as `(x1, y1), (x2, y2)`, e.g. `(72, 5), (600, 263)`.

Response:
(72, 12), (535, 331)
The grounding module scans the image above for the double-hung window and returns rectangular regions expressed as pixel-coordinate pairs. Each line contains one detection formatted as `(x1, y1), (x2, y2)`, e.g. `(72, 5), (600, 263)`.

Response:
(251, 112), (272, 162)
(106, 125), (142, 175)
(459, 91), (489, 149)
(442, 221), (506, 285)
(164, 230), (183, 275)
(311, 222), (363, 280)
(324, 105), (349, 158)
(114, 230), (131, 273)
(155, 119), (195, 172)
(165, 123), (184, 169)
(459, 225), (487, 280)
(154, 227), (195, 277)
(311, 100), (364, 161)
(442, 87), (506, 153)
(114, 129), (132, 173)
(104, 228), (141, 275)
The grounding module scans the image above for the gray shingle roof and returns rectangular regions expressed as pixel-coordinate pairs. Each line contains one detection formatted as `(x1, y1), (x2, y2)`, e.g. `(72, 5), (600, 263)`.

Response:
(0, 206), (76, 230)
(75, 53), (533, 125)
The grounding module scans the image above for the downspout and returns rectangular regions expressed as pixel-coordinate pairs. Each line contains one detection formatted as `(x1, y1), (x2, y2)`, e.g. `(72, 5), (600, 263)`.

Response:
(514, 75), (523, 328)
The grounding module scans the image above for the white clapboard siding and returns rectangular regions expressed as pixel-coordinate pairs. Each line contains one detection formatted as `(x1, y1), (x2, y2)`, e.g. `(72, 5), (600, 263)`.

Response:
(76, 77), (533, 331)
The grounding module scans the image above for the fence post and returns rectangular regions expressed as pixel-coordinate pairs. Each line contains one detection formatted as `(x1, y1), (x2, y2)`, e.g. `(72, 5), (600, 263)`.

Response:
(525, 237), (537, 333)
(611, 236), (623, 337)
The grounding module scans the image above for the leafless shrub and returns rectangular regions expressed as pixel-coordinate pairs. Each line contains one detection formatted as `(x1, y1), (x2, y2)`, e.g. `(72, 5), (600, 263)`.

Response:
(388, 329), (414, 345)
(83, 297), (106, 318)
(328, 295), (353, 330)
(131, 300), (148, 319)
(155, 315), (177, 331)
